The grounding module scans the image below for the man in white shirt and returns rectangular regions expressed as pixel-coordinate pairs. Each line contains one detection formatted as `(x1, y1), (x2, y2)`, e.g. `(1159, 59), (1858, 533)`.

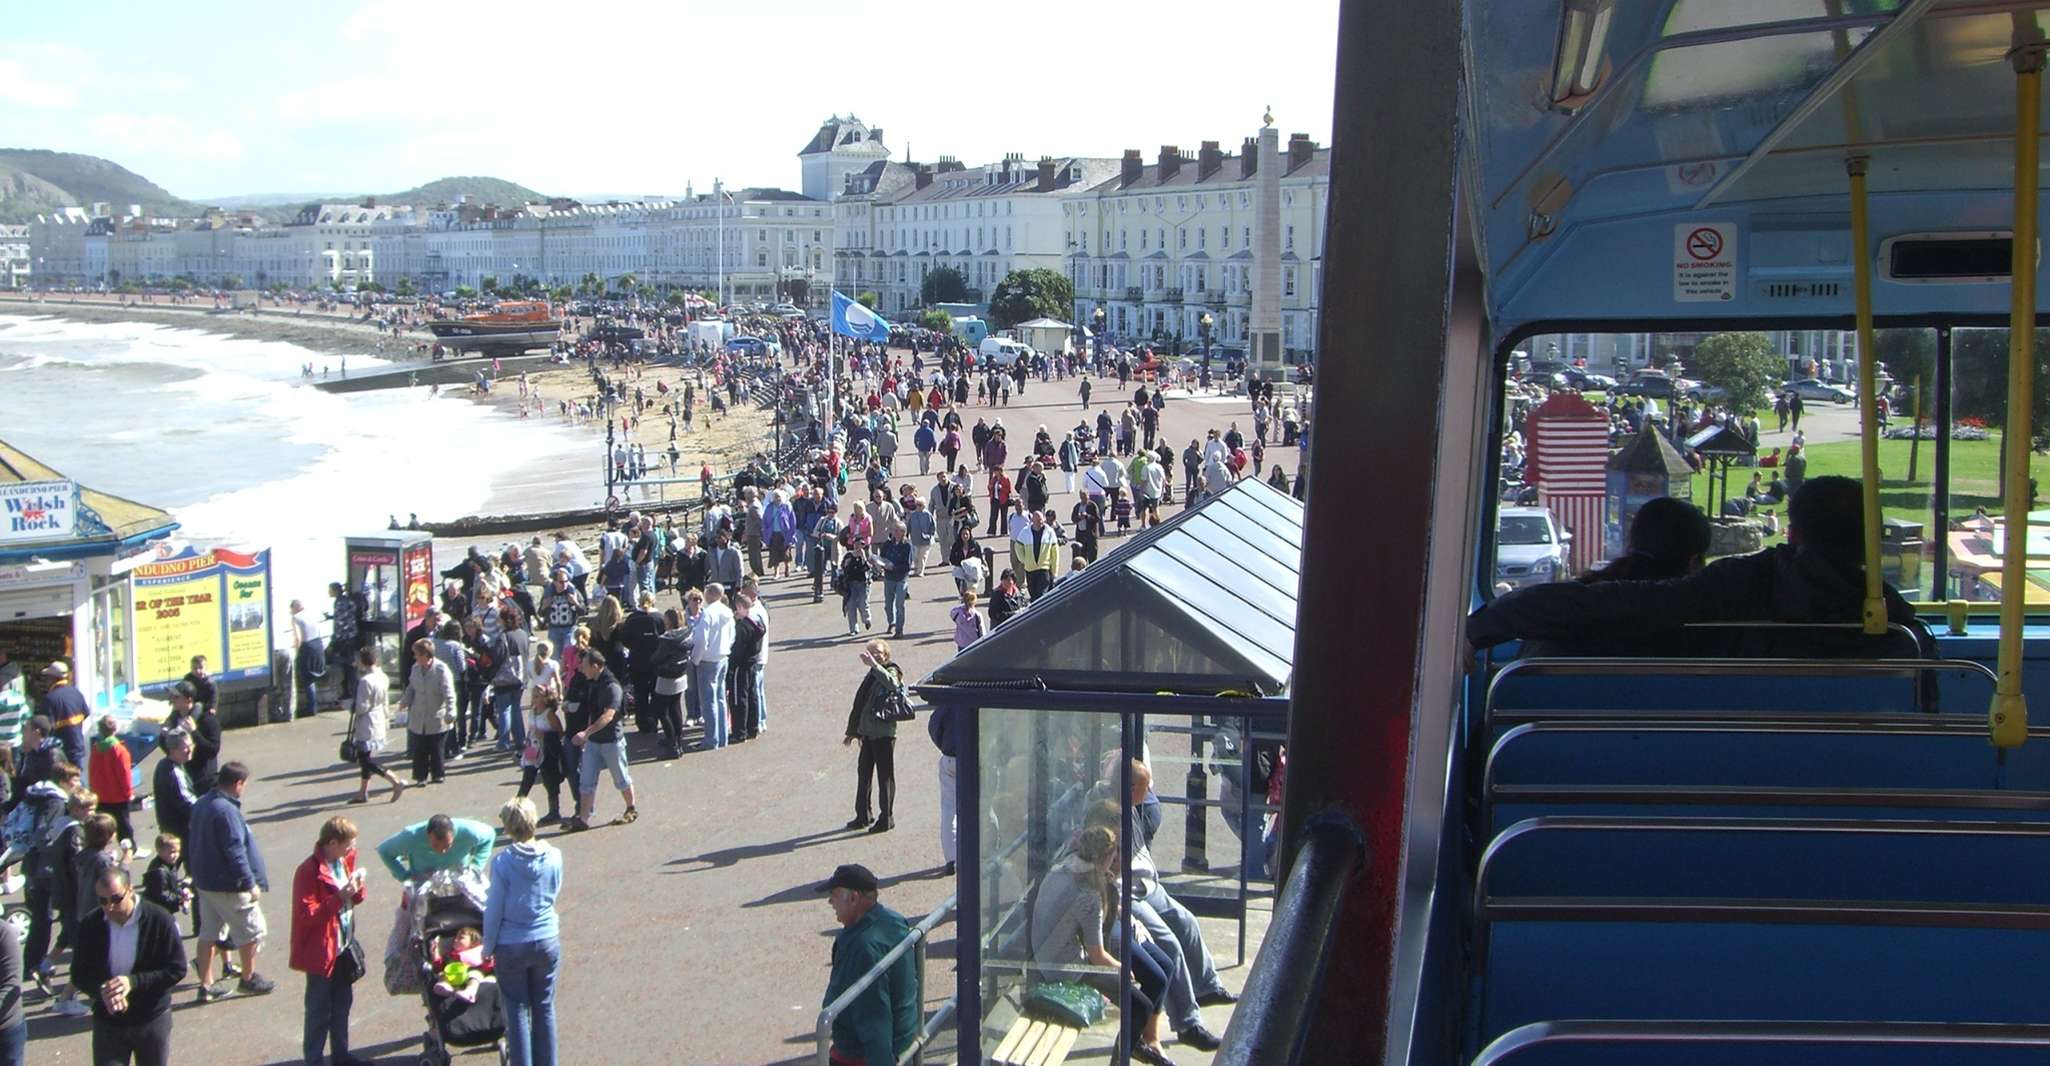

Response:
(690, 585), (737, 750)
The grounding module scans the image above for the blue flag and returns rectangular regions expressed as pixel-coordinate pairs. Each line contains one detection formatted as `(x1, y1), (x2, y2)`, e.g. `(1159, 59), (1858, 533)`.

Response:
(830, 290), (892, 342)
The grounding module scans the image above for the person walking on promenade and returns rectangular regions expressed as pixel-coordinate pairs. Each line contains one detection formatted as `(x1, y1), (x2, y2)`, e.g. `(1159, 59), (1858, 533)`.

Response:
(517, 640), (568, 821)
(820, 864), (917, 1066)
(37, 660), (89, 767)
(486, 797), (563, 1066)
(188, 762), (277, 1001)
(843, 641), (904, 833)
(880, 526), (912, 639)
(72, 868), (187, 1066)
(905, 494), (938, 578)
(87, 716), (135, 846)
(650, 612), (692, 759)
(290, 816), (368, 1066)
(374, 814), (494, 884)
(399, 639), (457, 786)
(928, 704), (960, 878)
(567, 651), (637, 831)
(690, 585), (736, 750)
(839, 543), (876, 636)
(0, 921), (23, 1065)
(728, 589), (767, 743)
(347, 648), (404, 804)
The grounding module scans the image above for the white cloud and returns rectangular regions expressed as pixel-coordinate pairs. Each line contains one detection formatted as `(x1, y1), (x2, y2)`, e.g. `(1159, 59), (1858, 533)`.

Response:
(89, 115), (245, 163)
(0, 57), (77, 109)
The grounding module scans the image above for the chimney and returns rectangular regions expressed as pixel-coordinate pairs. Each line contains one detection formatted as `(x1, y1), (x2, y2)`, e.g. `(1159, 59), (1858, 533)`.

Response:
(1037, 156), (1057, 192)
(1241, 138), (1259, 178)
(1121, 149), (1144, 187)
(1288, 133), (1315, 172)
(914, 164), (934, 190)
(869, 127), (884, 142)
(1197, 141), (1223, 180)
(361, 196), (377, 208)
(1157, 145), (1181, 181)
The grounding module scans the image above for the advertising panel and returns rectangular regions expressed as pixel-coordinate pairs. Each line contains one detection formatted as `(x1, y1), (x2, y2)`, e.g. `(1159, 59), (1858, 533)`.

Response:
(131, 547), (273, 689)
(403, 544), (435, 629)
(0, 480), (79, 544)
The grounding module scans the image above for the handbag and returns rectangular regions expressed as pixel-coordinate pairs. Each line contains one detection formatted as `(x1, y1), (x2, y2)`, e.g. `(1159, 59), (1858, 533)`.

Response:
(332, 934), (367, 984)
(871, 680), (918, 724)
(338, 738), (360, 764)
(1022, 981), (1108, 1028)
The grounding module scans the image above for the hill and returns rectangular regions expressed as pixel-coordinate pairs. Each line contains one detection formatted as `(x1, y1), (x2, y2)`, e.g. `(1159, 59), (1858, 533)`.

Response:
(381, 175), (545, 206)
(0, 149), (205, 223)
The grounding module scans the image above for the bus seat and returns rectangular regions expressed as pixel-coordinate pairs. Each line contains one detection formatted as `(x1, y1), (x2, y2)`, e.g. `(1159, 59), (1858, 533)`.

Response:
(1478, 818), (2050, 907)
(1472, 1021), (2050, 1066)
(1478, 912), (2050, 1044)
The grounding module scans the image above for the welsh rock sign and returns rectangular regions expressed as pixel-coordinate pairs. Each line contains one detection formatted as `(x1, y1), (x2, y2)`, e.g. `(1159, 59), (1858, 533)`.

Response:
(0, 480), (78, 543)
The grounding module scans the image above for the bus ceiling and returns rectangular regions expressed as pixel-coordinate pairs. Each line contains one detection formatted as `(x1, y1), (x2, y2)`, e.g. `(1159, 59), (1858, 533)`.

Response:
(1474, 0), (2050, 336)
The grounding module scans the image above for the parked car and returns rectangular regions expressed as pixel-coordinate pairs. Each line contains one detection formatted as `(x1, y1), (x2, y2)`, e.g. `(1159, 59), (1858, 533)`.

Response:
(1782, 377), (1856, 404)
(1494, 506), (1571, 590)
(1564, 368), (1617, 391)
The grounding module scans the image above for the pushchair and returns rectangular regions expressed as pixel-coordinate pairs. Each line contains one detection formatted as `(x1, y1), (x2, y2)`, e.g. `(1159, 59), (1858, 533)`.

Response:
(405, 870), (507, 1065)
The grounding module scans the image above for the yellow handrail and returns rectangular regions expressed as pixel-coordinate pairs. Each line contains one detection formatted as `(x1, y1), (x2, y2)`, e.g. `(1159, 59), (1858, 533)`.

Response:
(1991, 37), (2042, 749)
(1847, 156), (1888, 638)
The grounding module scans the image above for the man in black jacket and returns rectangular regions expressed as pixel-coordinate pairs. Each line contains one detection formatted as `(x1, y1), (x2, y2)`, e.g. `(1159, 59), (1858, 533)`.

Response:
(1467, 476), (1934, 661)
(71, 868), (188, 1066)
(617, 595), (666, 734)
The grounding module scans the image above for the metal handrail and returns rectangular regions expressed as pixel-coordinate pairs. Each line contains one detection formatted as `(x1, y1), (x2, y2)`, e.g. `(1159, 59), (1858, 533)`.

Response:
(816, 894), (955, 1066)
(1483, 656), (1998, 723)
(1212, 812), (1367, 1066)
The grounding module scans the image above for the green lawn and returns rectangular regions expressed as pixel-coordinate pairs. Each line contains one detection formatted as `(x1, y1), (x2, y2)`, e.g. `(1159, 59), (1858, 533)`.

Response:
(1688, 433), (2015, 545)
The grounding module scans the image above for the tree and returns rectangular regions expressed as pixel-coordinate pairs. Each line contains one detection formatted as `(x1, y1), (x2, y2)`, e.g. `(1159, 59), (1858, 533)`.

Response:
(667, 291), (687, 307)
(920, 308), (954, 333)
(921, 266), (968, 306)
(857, 291), (880, 310)
(480, 275), (499, 295)
(358, 280), (385, 294)
(1688, 331), (1783, 412)
(221, 274), (244, 291)
(988, 268), (1074, 331)
(454, 285), (477, 299)
(785, 278), (810, 307)
(620, 273), (638, 297)
(550, 285), (573, 303)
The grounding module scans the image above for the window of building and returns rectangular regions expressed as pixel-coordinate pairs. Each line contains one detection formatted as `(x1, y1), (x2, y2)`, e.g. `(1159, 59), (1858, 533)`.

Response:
(1243, 227), (1251, 247)
(1286, 225), (1295, 252)
(1198, 228), (1206, 249)
(1284, 267), (1296, 297)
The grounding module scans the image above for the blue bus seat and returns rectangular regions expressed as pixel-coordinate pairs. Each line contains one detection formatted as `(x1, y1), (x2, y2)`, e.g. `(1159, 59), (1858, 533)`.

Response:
(1480, 658), (1997, 731)
(1472, 1021), (2050, 1066)
(1478, 910), (2050, 1044)
(1482, 722), (2050, 834)
(1477, 818), (2050, 906)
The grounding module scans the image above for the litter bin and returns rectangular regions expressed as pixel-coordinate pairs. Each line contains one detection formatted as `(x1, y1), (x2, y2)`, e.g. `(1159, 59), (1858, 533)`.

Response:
(1880, 516), (1924, 591)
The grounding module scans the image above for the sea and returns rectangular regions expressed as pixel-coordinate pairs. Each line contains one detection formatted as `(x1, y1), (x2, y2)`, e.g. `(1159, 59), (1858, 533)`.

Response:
(0, 312), (595, 645)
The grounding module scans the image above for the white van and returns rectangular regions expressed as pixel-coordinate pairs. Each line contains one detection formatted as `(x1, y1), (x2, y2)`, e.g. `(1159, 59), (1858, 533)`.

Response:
(978, 336), (1034, 367)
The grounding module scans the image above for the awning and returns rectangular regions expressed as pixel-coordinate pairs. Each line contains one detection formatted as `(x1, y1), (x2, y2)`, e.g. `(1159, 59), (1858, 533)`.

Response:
(922, 477), (1302, 695)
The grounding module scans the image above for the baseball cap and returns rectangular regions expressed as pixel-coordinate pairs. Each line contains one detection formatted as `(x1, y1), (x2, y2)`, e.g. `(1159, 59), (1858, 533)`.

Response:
(821, 863), (879, 894)
(42, 661), (68, 678)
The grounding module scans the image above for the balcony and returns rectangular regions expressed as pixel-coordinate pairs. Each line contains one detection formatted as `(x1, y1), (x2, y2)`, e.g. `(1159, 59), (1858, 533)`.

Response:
(1227, 289), (1249, 307)
(1164, 288), (1185, 303)
(1123, 287), (1142, 302)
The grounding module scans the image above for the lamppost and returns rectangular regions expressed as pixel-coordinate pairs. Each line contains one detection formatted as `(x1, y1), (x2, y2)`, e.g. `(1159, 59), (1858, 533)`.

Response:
(1092, 305), (1106, 369)
(1199, 311), (1214, 391)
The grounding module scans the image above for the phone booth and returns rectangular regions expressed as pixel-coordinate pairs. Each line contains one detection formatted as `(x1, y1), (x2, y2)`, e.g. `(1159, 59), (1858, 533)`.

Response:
(343, 532), (435, 682)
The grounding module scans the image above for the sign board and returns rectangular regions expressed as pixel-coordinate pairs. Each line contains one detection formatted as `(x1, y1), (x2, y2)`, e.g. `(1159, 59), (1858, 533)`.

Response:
(0, 560), (82, 590)
(0, 480), (79, 544)
(403, 543), (435, 629)
(1674, 222), (1737, 302)
(130, 546), (273, 689)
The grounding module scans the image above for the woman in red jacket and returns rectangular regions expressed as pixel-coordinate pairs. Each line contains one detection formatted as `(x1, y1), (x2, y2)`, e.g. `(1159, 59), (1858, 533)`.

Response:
(291, 817), (368, 1066)
(87, 716), (135, 847)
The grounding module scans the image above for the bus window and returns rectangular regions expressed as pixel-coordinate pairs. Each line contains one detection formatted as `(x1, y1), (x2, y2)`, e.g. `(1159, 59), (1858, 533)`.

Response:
(1943, 328), (2048, 604)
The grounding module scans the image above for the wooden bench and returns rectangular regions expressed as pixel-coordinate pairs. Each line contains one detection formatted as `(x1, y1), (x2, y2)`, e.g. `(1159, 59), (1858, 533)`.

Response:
(992, 1016), (1081, 1066)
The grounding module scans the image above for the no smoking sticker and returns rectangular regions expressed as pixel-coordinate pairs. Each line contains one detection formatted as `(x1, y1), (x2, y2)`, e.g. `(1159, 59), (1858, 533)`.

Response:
(1674, 222), (1736, 302)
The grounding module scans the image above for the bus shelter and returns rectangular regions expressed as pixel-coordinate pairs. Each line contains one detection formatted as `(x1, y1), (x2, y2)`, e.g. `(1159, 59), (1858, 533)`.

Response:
(916, 477), (1300, 1063)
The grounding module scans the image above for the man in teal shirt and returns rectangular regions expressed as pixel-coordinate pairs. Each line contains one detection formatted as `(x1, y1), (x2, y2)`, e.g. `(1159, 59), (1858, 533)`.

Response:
(375, 814), (495, 883)
(821, 864), (918, 1065)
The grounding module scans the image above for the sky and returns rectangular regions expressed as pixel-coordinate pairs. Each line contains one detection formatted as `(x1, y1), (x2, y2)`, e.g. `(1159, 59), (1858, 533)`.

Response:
(0, 0), (1341, 202)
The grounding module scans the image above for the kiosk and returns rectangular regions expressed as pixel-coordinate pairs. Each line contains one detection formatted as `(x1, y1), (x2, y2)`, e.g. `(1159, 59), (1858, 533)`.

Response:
(343, 532), (436, 679)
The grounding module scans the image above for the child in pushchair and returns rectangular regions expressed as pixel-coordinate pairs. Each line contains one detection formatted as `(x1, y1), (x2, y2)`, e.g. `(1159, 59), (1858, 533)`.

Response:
(415, 894), (506, 1064)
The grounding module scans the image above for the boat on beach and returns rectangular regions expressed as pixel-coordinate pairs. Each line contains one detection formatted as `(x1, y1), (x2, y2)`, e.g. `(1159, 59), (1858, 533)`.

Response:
(426, 300), (562, 355)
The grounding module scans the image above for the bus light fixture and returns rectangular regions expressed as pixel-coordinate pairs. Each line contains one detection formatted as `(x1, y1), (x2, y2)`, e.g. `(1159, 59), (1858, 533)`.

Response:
(1550, 0), (1613, 107)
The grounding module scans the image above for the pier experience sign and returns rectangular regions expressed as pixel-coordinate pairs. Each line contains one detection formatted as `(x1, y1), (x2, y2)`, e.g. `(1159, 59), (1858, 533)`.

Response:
(130, 546), (274, 689)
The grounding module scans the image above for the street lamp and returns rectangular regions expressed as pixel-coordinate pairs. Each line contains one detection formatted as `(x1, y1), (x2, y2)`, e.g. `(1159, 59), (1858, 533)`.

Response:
(1092, 305), (1106, 367)
(1199, 311), (1214, 391)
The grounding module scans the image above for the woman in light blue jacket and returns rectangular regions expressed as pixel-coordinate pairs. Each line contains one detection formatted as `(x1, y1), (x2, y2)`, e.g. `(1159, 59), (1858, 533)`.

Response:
(485, 797), (564, 1066)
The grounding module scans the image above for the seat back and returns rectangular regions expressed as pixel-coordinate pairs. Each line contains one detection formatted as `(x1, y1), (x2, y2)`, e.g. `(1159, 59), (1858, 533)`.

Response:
(1478, 818), (2050, 906)
(1474, 1021), (2050, 1066)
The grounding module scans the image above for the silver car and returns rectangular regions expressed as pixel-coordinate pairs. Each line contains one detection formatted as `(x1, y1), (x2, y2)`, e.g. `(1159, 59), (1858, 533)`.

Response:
(1494, 506), (1571, 589)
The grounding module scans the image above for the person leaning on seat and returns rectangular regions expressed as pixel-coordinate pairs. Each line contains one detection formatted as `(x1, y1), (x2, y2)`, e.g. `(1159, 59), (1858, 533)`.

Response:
(1467, 476), (1936, 661)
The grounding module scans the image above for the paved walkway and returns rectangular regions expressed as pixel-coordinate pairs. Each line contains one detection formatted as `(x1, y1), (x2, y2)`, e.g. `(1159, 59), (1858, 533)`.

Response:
(23, 379), (1294, 1065)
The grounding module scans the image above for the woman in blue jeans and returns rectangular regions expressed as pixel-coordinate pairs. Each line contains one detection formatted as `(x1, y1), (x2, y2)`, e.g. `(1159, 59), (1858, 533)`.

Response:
(484, 797), (564, 1066)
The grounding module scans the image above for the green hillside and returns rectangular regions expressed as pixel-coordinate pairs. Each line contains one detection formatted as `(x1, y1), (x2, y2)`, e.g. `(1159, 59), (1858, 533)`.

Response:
(0, 149), (205, 222)
(382, 175), (546, 206)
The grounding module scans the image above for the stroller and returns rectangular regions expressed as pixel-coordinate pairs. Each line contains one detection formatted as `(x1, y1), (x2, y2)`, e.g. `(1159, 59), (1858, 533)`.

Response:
(406, 870), (507, 1065)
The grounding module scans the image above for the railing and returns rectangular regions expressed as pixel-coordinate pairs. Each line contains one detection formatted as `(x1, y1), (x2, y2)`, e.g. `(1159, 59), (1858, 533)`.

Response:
(817, 894), (956, 1066)
(1123, 287), (1142, 302)
(1212, 811), (1367, 1066)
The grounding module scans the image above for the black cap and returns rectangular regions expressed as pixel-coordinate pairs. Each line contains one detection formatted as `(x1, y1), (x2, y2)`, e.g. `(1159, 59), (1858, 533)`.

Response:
(822, 863), (879, 894)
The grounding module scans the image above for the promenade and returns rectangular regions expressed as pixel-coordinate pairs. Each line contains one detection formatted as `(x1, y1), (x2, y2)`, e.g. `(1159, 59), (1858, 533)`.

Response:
(23, 377), (1297, 1065)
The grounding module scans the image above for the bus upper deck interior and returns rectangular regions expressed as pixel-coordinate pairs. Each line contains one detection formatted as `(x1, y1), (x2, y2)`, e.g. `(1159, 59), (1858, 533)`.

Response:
(1263, 2), (2050, 1065)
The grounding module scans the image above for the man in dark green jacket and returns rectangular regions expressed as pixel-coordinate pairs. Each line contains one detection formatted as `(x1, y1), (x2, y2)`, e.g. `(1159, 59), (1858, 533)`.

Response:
(821, 864), (918, 1065)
